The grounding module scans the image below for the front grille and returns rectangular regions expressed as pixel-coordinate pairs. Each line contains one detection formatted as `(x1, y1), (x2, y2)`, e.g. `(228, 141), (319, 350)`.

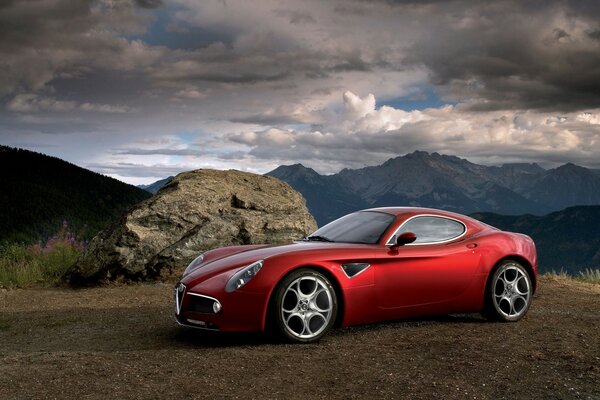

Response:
(188, 294), (218, 314)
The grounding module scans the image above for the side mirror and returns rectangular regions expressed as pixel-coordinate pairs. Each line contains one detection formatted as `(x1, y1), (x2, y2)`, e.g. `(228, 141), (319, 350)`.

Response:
(391, 232), (417, 248)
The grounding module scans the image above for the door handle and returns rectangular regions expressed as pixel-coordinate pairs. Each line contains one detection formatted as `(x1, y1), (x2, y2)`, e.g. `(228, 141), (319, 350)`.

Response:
(466, 243), (478, 249)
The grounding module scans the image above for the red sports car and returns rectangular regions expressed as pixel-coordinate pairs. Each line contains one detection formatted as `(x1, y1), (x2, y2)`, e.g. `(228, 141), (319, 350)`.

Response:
(175, 207), (538, 343)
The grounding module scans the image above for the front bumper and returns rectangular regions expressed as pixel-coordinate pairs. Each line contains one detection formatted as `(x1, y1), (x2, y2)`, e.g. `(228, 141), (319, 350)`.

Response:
(174, 281), (269, 332)
(175, 283), (221, 330)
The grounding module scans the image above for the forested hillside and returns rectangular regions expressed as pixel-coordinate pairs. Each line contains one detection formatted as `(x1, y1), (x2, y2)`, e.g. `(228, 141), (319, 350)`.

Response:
(471, 206), (600, 273)
(0, 146), (151, 243)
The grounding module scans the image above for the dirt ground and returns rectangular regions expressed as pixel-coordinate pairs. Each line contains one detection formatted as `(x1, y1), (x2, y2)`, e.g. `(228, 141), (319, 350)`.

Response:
(1, 277), (599, 400)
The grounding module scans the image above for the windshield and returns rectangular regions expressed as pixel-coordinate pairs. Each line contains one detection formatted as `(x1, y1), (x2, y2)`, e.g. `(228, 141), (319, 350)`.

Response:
(307, 211), (396, 244)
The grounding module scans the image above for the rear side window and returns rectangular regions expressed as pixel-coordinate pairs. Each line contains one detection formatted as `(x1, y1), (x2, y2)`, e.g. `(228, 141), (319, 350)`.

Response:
(391, 216), (466, 244)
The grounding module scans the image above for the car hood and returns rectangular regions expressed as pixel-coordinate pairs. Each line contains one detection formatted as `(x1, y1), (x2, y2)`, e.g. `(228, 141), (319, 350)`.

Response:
(182, 241), (374, 283)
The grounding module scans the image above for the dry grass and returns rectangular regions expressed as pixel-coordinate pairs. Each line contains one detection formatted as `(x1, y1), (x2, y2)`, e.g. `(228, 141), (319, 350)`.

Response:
(542, 269), (572, 280)
(0, 242), (81, 288)
(541, 268), (600, 287)
(576, 268), (600, 284)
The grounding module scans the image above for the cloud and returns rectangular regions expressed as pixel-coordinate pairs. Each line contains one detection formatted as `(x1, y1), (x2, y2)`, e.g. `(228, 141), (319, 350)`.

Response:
(7, 94), (76, 112)
(173, 87), (210, 100)
(86, 162), (188, 178)
(7, 94), (133, 113)
(79, 103), (133, 113)
(229, 103), (332, 126)
(229, 91), (600, 172)
(342, 91), (376, 120)
(114, 148), (203, 156)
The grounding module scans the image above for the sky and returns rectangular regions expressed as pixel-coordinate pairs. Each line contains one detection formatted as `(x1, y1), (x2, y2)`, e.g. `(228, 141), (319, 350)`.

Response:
(1, 0), (600, 185)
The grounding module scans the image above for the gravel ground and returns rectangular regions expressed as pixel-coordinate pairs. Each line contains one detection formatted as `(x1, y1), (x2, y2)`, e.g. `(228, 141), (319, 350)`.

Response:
(0, 276), (599, 400)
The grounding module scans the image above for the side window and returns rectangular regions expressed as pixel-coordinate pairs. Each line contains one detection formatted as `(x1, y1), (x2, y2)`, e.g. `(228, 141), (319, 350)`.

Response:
(392, 216), (466, 244)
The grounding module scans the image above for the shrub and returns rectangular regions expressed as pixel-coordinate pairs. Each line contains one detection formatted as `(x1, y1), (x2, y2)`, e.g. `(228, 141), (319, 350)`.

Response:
(0, 243), (44, 287)
(0, 221), (85, 288)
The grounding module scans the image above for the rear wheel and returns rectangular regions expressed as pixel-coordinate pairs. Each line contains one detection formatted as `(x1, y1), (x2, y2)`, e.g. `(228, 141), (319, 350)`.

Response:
(273, 269), (337, 343)
(484, 260), (532, 322)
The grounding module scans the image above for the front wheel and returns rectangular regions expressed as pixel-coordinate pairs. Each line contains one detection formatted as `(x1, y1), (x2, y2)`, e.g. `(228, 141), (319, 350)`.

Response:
(272, 269), (337, 343)
(484, 260), (532, 322)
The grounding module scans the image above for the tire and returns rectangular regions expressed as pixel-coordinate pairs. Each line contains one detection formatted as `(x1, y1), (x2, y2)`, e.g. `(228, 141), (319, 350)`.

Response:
(483, 260), (533, 322)
(272, 269), (338, 343)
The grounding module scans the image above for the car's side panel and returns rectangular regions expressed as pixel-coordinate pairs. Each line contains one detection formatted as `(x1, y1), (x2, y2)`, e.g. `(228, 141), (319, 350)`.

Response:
(476, 231), (539, 292)
(374, 240), (482, 312)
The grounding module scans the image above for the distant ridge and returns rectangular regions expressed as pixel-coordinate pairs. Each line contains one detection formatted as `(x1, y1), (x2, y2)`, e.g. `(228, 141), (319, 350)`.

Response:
(138, 176), (174, 194)
(0, 145), (151, 243)
(267, 164), (368, 224)
(267, 151), (600, 226)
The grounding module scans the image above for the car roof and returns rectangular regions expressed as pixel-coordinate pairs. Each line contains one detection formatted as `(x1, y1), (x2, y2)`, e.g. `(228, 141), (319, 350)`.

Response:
(364, 206), (462, 217)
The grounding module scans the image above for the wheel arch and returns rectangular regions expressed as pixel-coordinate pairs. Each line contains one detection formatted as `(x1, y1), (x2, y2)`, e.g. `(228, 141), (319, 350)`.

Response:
(261, 264), (345, 332)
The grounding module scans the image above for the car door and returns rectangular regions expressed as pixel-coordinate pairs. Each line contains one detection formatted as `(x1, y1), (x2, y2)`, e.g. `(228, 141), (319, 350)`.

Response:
(375, 215), (481, 310)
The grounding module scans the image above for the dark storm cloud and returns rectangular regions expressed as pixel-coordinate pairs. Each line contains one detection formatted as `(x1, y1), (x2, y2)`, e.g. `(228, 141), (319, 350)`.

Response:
(149, 46), (382, 91)
(330, 58), (372, 73)
(134, 0), (163, 9)
(0, 0), (91, 50)
(273, 9), (315, 24)
(0, 0), (159, 94)
(398, 0), (600, 111)
(173, 71), (289, 84)
(553, 28), (571, 41)
(588, 29), (600, 40)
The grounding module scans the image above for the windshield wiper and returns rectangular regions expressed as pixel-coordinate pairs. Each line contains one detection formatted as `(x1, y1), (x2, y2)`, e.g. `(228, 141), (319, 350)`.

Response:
(305, 235), (334, 242)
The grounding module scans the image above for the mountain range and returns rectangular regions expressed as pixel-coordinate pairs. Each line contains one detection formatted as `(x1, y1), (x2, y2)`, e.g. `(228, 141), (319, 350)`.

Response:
(267, 151), (600, 226)
(0, 146), (151, 243)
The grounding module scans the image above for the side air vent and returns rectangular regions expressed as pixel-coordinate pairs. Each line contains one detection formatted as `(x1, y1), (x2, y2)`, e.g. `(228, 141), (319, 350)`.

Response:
(341, 263), (370, 278)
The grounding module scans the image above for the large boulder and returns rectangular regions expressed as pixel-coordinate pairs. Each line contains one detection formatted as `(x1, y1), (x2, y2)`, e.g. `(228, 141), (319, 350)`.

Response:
(69, 169), (317, 284)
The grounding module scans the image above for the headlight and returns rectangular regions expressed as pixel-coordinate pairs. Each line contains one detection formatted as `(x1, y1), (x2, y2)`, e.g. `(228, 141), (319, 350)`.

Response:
(225, 260), (264, 292)
(183, 254), (204, 276)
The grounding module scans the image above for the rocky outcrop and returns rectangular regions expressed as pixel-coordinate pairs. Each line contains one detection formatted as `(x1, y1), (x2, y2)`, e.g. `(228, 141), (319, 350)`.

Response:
(69, 169), (317, 284)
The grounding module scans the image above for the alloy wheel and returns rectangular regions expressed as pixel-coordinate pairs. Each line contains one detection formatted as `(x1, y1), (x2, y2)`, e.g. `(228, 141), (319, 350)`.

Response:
(492, 263), (531, 320)
(280, 275), (334, 340)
